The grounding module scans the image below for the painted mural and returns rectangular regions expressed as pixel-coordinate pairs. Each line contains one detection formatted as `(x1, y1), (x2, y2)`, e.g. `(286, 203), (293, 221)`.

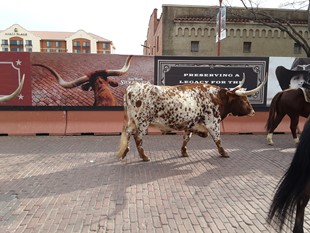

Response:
(0, 52), (308, 111)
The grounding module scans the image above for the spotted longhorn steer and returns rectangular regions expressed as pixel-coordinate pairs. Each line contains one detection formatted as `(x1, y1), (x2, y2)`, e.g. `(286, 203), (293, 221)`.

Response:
(117, 77), (266, 161)
(32, 55), (132, 106)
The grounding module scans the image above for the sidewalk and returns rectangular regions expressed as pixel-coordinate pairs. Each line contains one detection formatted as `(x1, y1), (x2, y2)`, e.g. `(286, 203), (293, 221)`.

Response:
(0, 134), (308, 233)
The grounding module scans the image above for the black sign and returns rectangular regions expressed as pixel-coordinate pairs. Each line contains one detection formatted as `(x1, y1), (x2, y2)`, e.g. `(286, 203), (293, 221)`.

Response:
(155, 56), (269, 108)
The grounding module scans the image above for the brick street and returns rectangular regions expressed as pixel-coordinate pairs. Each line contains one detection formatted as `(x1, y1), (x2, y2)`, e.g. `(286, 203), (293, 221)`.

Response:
(0, 133), (309, 233)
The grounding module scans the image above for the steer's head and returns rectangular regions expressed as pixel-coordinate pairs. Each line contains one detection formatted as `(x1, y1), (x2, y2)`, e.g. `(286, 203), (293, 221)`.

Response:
(220, 74), (267, 118)
(81, 70), (119, 91)
(225, 91), (255, 117)
(32, 55), (132, 106)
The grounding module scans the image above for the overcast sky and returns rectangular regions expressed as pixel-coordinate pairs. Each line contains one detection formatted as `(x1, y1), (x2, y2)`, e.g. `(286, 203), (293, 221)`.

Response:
(0, 0), (298, 55)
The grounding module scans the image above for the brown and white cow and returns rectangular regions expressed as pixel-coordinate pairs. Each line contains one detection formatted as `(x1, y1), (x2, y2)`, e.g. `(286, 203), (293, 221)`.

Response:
(117, 76), (266, 161)
(32, 55), (132, 106)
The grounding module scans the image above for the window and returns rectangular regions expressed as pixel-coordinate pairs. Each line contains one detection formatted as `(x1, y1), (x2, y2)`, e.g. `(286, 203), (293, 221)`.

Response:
(56, 49), (61, 53)
(294, 42), (302, 54)
(73, 41), (80, 47)
(25, 40), (32, 46)
(191, 41), (199, 52)
(2, 39), (8, 45)
(103, 43), (108, 49)
(46, 41), (52, 47)
(243, 42), (252, 53)
(2, 47), (9, 51)
(83, 49), (90, 53)
(83, 42), (90, 47)
(156, 36), (159, 52)
(26, 48), (32, 52)
(11, 47), (23, 52)
(73, 49), (80, 53)
(56, 41), (62, 47)
(10, 40), (23, 46)
(46, 48), (52, 53)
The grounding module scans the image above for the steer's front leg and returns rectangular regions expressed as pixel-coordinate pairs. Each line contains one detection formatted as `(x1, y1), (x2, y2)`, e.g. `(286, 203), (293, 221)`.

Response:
(208, 125), (229, 158)
(181, 131), (192, 157)
(215, 140), (229, 157)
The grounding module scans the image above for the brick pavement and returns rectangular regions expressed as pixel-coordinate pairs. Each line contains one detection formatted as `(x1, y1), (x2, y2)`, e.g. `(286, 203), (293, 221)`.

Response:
(0, 133), (309, 233)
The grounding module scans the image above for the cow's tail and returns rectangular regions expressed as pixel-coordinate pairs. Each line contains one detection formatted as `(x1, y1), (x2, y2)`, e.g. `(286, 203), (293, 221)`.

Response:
(265, 91), (283, 132)
(267, 118), (310, 231)
(116, 94), (130, 159)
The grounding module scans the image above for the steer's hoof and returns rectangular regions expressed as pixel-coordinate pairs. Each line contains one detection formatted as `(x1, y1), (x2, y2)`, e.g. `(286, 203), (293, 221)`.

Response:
(221, 153), (229, 158)
(141, 156), (150, 161)
(118, 148), (129, 160)
(182, 152), (189, 157)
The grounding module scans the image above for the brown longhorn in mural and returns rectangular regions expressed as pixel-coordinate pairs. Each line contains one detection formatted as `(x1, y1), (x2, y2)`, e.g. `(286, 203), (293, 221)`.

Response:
(32, 55), (132, 106)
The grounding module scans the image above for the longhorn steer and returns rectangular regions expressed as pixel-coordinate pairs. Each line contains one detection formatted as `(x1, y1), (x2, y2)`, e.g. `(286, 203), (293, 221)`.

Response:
(32, 55), (132, 106)
(117, 77), (266, 161)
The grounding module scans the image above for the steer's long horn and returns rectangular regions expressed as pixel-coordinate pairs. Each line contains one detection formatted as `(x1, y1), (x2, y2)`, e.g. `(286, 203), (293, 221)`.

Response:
(0, 74), (25, 102)
(106, 55), (133, 76)
(32, 64), (90, 88)
(235, 72), (267, 96)
(234, 73), (246, 89)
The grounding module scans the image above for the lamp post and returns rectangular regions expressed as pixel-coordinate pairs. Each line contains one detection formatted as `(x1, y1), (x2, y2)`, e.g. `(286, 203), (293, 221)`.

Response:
(217, 0), (223, 56)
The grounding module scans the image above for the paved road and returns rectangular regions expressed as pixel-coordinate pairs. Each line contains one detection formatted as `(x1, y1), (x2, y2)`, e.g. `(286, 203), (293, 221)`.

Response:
(0, 133), (309, 233)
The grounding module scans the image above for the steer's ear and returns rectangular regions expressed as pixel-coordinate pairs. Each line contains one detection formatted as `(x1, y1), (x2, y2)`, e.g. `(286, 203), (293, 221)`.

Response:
(228, 87), (241, 94)
(81, 83), (91, 91)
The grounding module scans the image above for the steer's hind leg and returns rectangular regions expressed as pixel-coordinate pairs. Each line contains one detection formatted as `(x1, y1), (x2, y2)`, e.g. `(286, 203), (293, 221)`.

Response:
(181, 131), (192, 157)
(118, 131), (131, 160)
(117, 127), (132, 160)
(133, 132), (150, 161)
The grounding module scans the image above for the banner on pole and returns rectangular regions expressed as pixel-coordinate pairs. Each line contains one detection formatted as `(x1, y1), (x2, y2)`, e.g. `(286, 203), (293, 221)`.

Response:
(216, 6), (227, 43)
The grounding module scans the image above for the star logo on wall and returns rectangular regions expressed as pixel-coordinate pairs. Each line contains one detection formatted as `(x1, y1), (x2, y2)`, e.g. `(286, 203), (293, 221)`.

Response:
(16, 60), (22, 66)
(18, 94), (24, 100)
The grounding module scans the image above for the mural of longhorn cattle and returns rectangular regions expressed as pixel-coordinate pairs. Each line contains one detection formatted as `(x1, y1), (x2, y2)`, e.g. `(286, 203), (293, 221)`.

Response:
(117, 75), (267, 161)
(32, 55), (132, 106)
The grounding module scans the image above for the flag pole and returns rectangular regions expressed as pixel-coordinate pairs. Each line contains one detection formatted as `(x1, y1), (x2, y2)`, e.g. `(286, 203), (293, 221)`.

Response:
(217, 0), (222, 56)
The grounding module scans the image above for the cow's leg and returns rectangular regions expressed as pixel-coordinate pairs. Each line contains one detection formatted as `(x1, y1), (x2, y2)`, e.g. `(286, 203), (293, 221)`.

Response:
(207, 124), (229, 157)
(132, 122), (150, 161)
(181, 131), (192, 157)
(133, 132), (150, 161)
(117, 113), (138, 160)
(214, 140), (228, 157)
(117, 125), (133, 160)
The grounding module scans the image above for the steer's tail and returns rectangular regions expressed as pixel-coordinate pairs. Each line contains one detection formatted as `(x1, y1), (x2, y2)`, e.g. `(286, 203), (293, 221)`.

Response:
(116, 94), (130, 159)
(267, 118), (310, 232)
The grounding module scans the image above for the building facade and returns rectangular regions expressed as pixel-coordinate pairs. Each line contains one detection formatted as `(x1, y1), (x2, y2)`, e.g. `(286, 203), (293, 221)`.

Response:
(0, 24), (114, 54)
(144, 5), (310, 57)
